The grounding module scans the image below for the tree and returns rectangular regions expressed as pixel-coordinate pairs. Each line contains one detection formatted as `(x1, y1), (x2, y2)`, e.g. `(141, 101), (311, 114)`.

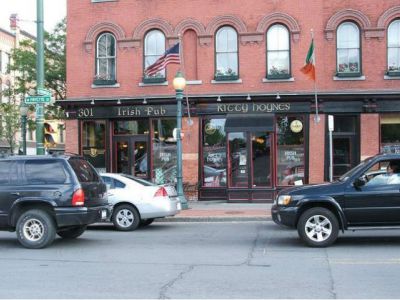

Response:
(0, 102), (21, 154)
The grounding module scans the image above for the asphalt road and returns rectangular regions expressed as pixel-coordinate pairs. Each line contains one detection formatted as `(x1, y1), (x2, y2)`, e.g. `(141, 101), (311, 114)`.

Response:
(1, 221), (400, 298)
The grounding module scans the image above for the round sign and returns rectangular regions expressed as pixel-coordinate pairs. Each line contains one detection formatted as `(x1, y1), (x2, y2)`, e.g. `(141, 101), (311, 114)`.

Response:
(290, 120), (303, 133)
(205, 123), (216, 135)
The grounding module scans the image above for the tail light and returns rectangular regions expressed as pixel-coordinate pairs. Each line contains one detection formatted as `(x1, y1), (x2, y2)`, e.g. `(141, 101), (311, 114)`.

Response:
(72, 188), (85, 206)
(154, 187), (168, 197)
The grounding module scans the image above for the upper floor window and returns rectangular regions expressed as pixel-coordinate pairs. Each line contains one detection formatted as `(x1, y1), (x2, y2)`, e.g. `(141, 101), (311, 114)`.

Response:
(94, 32), (116, 85)
(267, 24), (290, 79)
(215, 26), (238, 80)
(144, 30), (166, 83)
(336, 22), (361, 77)
(0, 51), (10, 74)
(388, 19), (400, 76)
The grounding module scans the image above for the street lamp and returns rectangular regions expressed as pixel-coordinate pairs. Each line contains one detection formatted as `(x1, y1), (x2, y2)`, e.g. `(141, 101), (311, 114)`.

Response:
(173, 71), (189, 210)
(20, 102), (29, 155)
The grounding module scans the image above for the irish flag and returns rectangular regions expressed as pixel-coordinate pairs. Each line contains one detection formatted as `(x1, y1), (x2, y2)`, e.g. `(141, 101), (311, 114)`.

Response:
(300, 39), (315, 80)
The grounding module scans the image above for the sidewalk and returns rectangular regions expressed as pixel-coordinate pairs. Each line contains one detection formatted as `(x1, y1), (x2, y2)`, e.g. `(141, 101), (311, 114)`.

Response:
(158, 201), (272, 222)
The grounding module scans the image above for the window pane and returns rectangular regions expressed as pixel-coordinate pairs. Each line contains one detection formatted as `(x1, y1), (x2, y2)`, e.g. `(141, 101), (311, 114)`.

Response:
(152, 119), (177, 184)
(68, 159), (99, 183)
(388, 48), (400, 71)
(114, 120), (150, 135)
(25, 160), (67, 184)
(202, 118), (227, 187)
(0, 161), (13, 184)
(252, 132), (271, 187)
(334, 116), (356, 133)
(268, 50), (290, 75)
(82, 121), (106, 171)
(107, 35), (115, 57)
(388, 20), (400, 47)
(337, 22), (359, 48)
(381, 123), (400, 154)
(276, 116), (305, 186)
(108, 58), (116, 79)
(337, 49), (360, 73)
(145, 30), (165, 55)
(267, 25), (289, 51)
(98, 35), (107, 57)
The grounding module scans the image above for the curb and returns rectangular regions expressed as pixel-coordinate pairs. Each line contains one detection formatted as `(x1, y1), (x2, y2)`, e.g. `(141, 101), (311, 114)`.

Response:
(155, 216), (272, 222)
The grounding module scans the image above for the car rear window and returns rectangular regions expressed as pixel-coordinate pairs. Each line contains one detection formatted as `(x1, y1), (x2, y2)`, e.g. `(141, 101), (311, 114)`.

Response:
(68, 158), (100, 183)
(120, 174), (155, 186)
(25, 160), (68, 184)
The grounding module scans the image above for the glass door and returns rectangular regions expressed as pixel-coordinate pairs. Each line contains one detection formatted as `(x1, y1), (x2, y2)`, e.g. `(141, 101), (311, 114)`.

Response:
(251, 132), (272, 187)
(114, 137), (149, 179)
(229, 133), (248, 188)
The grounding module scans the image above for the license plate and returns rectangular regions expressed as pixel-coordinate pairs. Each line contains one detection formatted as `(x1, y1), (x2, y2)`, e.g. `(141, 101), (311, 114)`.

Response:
(101, 209), (107, 220)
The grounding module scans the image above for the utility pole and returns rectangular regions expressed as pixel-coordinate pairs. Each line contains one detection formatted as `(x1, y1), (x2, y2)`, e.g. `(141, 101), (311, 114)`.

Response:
(35, 0), (45, 154)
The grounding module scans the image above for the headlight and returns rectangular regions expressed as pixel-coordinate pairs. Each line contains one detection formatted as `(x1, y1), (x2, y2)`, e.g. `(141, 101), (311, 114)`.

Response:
(277, 195), (292, 206)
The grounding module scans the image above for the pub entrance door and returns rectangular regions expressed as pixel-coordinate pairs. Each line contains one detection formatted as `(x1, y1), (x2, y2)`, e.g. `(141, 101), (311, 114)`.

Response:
(227, 131), (273, 202)
(114, 136), (149, 179)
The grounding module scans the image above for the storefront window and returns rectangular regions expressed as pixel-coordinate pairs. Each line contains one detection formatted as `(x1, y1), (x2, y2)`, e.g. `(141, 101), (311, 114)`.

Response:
(152, 119), (177, 184)
(114, 120), (149, 135)
(276, 116), (305, 186)
(202, 118), (227, 187)
(381, 115), (400, 154)
(82, 120), (106, 171)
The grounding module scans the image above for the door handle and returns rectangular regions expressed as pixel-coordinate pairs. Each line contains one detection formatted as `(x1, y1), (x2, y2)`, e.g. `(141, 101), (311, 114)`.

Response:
(11, 192), (20, 196)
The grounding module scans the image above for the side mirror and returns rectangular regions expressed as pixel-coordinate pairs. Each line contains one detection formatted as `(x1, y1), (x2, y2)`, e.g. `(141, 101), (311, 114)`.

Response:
(353, 177), (365, 189)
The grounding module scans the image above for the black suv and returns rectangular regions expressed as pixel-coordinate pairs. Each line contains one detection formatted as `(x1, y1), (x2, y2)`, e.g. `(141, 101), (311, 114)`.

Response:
(272, 154), (400, 247)
(0, 155), (109, 249)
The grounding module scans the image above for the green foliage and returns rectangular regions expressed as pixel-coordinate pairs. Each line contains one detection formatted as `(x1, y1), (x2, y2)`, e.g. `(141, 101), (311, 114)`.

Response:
(0, 102), (21, 154)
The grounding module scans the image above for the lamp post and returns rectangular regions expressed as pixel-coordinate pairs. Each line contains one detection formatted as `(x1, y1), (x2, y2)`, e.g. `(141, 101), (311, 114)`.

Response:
(173, 71), (189, 210)
(20, 103), (29, 155)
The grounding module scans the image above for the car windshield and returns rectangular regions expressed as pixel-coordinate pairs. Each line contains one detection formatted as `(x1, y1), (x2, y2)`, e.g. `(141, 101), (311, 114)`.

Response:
(338, 156), (373, 182)
(120, 174), (156, 186)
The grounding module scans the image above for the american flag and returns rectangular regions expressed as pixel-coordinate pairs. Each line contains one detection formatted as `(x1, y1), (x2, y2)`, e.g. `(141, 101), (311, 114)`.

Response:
(144, 43), (181, 76)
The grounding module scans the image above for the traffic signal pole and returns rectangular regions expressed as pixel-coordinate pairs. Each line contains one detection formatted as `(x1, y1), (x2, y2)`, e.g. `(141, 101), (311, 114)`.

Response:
(35, 0), (45, 154)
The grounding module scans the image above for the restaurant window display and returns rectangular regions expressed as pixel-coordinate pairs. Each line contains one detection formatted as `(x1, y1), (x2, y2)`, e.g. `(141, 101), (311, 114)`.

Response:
(202, 118), (227, 187)
(276, 116), (305, 186)
(381, 115), (400, 154)
(81, 120), (106, 172)
(152, 119), (177, 184)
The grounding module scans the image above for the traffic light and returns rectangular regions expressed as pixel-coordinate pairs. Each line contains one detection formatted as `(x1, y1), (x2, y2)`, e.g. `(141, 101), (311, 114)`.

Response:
(44, 122), (56, 148)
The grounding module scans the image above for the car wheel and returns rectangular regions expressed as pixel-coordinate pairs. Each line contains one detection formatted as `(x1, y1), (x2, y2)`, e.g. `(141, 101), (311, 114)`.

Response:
(16, 209), (56, 249)
(140, 218), (155, 227)
(57, 226), (87, 239)
(112, 204), (140, 231)
(297, 207), (339, 247)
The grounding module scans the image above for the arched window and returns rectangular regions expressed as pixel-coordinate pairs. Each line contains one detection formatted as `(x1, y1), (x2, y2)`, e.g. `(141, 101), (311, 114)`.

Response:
(144, 30), (166, 81)
(337, 22), (361, 76)
(388, 19), (400, 75)
(267, 24), (290, 79)
(215, 26), (238, 80)
(95, 33), (116, 84)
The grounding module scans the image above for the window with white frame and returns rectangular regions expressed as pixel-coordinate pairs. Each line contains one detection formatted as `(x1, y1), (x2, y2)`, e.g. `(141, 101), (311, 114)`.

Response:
(388, 20), (400, 75)
(337, 22), (361, 76)
(144, 30), (166, 80)
(215, 26), (238, 80)
(95, 32), (116, 84)
(267, 24), (290, 79)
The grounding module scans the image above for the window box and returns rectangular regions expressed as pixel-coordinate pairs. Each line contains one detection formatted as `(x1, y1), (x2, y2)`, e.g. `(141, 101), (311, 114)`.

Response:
(214, 74), (239, 81)
(335, 72), (362, 78)
(93, 79), (117, 86)
(267, 73), (291, 80)
(142, 77), (166, 84)
(386, 71), (400, 77)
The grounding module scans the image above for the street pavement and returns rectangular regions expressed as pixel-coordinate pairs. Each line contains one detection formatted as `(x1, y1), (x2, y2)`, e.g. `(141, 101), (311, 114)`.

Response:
(159, 200), (271, 222)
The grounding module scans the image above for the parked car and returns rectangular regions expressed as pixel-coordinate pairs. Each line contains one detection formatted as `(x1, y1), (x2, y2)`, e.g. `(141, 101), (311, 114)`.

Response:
(100, 173), (181, 231)
(271, 153), (400, 247)
(0, 155), (109, 249)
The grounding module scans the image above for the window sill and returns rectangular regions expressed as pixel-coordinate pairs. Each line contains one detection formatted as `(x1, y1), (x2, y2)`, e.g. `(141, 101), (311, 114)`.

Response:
(91, 0), (117, 2)
(384, 75), (400, 80)
(333, 75), (365, 81)
(211, 79), (242, 84)
(186, 80), (203, 85)
(139, 81), (168, 87)
(263, 77), (294, 83)
(91, 83), (120, 88)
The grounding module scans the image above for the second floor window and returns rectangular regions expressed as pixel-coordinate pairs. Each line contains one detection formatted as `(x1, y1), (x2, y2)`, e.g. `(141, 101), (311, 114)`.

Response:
(388, 19), (400, 75)
(144, 30), (166, 81)
(267, 24), (290, 79)
(337, 22), (361, 76)
(215, 26), (238, 80)
(95, 33), (116, 84)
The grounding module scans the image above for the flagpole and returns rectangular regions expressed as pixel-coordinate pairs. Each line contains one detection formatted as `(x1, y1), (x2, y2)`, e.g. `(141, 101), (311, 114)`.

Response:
(311, 29), (320, 124)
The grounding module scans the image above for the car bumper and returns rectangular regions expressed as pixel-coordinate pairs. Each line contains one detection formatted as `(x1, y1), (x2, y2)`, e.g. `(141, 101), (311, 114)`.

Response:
(54, 205), (111, 227)
(271, 204), (298, 228)
(140, 196), (181, 219)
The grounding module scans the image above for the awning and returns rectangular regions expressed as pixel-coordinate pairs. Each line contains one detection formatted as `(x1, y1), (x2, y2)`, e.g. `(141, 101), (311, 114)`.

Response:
(225, 114), (274, 132)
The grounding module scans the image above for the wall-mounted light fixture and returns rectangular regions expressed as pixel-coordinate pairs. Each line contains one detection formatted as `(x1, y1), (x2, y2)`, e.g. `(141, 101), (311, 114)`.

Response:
(276, 92), (280, 100)
(143, 98), (147, 104)
(217, 96), (221, 102)
(246, 94), (251, 101)
(91, 99), (95, 105)
(117, 99), (121, 105)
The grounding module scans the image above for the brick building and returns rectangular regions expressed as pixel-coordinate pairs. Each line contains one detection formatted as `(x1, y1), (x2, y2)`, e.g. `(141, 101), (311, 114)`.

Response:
(61, 0), (400, 202)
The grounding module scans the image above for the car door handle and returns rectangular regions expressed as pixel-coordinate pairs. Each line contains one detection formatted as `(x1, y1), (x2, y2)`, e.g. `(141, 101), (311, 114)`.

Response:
(11, 192), (20, 196)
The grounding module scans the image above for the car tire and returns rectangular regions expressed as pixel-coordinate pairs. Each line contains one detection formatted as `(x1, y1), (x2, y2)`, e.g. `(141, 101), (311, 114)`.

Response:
(57, 226), (87, 239)
(16, 209), (56, 249)
(297, 207), (339, 248)
(140, 218), (155, 227)
(112, 204), (140, 231)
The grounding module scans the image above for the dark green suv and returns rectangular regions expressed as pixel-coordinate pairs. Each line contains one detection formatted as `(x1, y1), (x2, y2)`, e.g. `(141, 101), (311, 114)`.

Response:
(0, 155), (109, 249)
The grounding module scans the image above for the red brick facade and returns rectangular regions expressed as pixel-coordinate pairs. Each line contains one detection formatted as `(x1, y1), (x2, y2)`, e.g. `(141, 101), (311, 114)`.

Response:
(63, 0), (400, 201)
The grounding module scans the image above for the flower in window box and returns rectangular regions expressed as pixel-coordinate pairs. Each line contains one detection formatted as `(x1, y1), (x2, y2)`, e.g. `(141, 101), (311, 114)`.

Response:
(93, 73), (116, 85)
(349, 62), (358, 72)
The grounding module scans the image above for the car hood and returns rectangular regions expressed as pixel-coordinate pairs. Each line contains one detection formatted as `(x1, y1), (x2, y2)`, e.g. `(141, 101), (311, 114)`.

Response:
(279, 181), (345, 197)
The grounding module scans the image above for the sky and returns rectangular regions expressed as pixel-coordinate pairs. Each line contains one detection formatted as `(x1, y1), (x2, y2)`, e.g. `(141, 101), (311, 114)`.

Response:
(0, 0), (66, 35)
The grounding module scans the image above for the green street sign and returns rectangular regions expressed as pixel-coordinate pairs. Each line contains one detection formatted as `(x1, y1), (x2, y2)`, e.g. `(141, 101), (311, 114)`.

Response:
(37, 88), (51, 96)
(25, 95), (51, 103)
